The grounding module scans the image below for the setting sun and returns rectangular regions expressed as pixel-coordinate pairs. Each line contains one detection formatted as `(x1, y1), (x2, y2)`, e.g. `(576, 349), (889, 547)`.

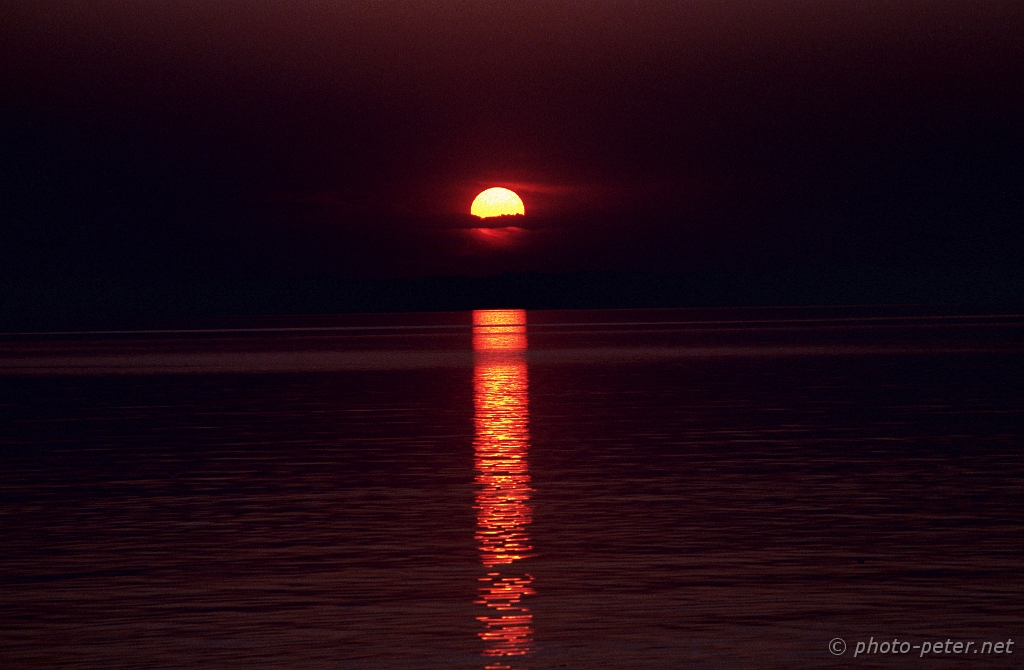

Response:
(471, 187), (525, 218)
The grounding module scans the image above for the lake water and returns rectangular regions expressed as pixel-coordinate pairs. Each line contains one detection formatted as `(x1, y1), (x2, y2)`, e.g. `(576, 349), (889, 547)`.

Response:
(1, 308), (1021, 669)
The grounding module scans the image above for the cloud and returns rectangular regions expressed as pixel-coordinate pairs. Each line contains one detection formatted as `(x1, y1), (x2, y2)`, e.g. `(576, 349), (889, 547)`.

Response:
(467, 226), (529, 247)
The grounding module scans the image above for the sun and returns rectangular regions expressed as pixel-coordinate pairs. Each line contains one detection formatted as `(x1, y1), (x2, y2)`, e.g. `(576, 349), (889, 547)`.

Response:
(471, 187), (525, 218)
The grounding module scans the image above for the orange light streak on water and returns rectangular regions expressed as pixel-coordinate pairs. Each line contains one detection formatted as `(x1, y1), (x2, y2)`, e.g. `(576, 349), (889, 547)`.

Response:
(472, 309), (534, 669)
(473, 309), (528, 353)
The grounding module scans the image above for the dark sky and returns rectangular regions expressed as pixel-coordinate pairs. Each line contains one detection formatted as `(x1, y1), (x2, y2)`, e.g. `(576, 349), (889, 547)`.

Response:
(2, 1), (1022, 284)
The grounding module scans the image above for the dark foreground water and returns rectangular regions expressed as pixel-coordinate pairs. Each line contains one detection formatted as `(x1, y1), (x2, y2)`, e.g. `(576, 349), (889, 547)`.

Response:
(1, 308), (1021, 669)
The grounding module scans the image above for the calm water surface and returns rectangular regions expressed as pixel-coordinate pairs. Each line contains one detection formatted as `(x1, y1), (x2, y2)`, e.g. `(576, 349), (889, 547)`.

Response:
(1, 308), (1022, 668)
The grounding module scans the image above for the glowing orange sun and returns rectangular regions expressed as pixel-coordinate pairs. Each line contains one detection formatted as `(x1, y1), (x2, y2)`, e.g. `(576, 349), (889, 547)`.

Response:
(471, 187), (525, 218)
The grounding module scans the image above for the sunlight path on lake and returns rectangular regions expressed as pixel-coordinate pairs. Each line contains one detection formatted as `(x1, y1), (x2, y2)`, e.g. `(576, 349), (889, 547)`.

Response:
(473, 309), (534, 670)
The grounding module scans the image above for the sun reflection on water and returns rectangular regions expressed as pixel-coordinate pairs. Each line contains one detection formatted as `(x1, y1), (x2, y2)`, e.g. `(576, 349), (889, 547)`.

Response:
(473, 309), (534, 669)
